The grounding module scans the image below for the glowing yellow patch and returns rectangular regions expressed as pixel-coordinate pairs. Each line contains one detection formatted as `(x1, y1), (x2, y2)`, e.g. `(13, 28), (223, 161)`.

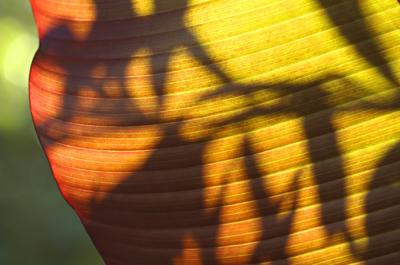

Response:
(133, 0), (155, 17)
(125, 48), (160, 115)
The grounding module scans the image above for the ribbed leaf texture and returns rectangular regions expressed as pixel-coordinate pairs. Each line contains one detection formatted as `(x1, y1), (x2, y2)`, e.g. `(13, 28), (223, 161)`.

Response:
(29, 0), (399, 264)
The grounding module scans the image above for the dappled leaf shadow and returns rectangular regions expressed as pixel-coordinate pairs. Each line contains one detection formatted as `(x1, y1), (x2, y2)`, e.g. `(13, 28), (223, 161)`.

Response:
(361, 143), (400, 263)
(317, 0), (399, 86)
(242, 135), (301, 264)
(30, 0), (400, 264)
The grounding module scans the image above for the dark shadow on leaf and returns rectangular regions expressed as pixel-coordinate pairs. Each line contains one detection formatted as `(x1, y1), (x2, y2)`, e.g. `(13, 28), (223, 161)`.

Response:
(31, 1), (400, 264)
(317, 0), (399, 86)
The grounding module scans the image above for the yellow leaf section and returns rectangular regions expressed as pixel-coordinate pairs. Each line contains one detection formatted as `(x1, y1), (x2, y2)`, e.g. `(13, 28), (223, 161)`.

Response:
(30, 0), (400, 264)
(174, 0), (400, 264)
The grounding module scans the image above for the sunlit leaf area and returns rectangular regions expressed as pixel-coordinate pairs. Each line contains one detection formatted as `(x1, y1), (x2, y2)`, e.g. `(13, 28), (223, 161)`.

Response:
(2, 0), (400, 264)
(0, 1), (103, 264)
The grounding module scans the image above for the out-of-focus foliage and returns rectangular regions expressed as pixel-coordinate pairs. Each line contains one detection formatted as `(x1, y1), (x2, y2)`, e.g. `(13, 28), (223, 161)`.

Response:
(0, 1), (103, 264)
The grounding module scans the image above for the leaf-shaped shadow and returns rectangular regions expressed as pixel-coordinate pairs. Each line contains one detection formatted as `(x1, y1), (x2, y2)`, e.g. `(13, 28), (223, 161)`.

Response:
(317, 0), (399, 86)
(200, 75), (358, 259)
(360, 143), (400, 263)
(242, 135), (301, 264)
(29, 0), (400, 264)
(31, 0), (232, 264)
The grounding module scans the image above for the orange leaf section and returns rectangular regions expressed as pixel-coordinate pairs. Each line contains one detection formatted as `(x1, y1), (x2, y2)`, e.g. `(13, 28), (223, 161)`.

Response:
(29, 0), (400, 264)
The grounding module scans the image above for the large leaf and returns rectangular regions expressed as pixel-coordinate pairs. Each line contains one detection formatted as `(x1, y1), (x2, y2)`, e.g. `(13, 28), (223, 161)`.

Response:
(29, 0), (400, 264)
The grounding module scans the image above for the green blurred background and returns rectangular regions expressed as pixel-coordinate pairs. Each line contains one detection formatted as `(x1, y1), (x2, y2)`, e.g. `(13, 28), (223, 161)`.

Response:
(0, 1), (103, 264)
